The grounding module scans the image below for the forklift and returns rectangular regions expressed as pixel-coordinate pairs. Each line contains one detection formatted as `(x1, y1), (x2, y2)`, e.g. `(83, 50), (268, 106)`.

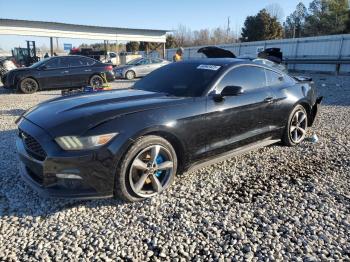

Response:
(12, 41), (40, 67)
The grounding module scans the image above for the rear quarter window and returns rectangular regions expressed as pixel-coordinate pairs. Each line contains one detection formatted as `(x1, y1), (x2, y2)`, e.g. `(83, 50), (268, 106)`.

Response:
(69, 57), (96, 67)
(80, 57), (96, 66)
(265, 69), (283, 86)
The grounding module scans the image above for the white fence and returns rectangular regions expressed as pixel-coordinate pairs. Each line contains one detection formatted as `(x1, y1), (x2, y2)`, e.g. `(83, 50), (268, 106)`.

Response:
(166, 34), (350, 73)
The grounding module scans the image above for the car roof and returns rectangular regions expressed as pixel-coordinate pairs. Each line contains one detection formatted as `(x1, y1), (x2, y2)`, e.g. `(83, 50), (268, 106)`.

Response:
(46, 55), (101, 63)
(177, 58), (286, 75)
(47, 55), (96, 59)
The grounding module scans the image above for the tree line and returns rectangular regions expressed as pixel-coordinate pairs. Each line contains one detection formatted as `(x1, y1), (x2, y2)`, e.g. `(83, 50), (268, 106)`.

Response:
(168, 0), (350, 48)
(284, 0), (349, 38)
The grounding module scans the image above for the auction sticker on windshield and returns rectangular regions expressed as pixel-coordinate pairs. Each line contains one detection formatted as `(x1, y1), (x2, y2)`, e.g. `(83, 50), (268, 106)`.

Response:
(197, 64), (221, 71)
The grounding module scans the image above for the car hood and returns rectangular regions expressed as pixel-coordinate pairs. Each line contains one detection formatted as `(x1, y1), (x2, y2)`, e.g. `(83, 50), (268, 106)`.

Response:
(9, 67), (31, 73)
(198, 46), (236, 58)
(3, 67), (31, 83)
(22, 89), (185, 137)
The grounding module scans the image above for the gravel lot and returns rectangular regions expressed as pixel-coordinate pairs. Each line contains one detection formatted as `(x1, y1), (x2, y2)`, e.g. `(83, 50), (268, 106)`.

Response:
(0, 76), (349, 261)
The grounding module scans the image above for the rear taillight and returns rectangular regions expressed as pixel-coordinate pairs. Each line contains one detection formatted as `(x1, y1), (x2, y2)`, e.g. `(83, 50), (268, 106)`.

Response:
(104, 65), (113, 71)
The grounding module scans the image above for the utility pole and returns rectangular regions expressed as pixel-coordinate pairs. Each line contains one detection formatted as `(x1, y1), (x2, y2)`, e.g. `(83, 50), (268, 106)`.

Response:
(50, 37), (53, 56)
(227, 16), (231, 42)
(293, 25), (296, 39)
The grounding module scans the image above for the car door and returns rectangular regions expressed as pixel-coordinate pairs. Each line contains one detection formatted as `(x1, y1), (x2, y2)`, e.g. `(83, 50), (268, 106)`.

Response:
(38, 57), (71, 89)
(148, 59), (164, 72)
(204, 65), (276, 155)
(135, 59), (151, 76)
(67, 56), (95, 87)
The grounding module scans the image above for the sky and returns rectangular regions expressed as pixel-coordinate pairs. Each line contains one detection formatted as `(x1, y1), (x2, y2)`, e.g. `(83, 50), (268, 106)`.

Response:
(0, 0), (312, 51)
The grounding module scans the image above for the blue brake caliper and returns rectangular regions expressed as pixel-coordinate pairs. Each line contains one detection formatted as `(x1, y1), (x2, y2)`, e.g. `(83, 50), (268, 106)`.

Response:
(155, 155), (164, 177)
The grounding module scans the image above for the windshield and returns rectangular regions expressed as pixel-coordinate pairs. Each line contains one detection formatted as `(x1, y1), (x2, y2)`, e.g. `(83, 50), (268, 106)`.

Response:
(29, 58), (49, 68)
(126, 58), (143, 65)
(133, 62), (222, 97)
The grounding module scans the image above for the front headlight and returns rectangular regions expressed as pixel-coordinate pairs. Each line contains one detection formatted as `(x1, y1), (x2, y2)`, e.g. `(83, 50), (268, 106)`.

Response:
(55, 133), (118, 151)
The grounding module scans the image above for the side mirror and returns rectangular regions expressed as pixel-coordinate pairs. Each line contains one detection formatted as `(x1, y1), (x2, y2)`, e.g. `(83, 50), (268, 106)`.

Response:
(212, 86), (244, 102)
(221, 85), (244, 96)
(39, 65), (47, 70)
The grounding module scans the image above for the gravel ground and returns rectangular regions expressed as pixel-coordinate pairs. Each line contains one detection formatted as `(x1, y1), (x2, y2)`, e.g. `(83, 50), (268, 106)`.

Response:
(0, 76), (349, 261)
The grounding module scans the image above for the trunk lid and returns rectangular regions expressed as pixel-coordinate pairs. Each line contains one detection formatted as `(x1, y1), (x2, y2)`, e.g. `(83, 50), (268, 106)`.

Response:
(197, 46), (236, 58)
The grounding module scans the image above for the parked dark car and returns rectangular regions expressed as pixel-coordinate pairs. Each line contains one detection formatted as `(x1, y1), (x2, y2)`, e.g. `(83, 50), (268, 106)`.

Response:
(16, 59), (322, 201)
(1, 55), (115, 93)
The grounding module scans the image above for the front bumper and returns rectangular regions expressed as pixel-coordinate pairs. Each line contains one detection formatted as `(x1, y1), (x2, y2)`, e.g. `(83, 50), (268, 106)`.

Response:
(113, 70), (125, 79)
(16, 119), (115, 199)
(1, 72), (15, 89)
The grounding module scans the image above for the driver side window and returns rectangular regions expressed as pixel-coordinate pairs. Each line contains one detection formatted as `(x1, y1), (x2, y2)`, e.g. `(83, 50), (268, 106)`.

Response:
(138, 59), (150, 65)
(217, 66), (267, 93)
(45, 58), (69, 69)
(45, 58), (60, 69)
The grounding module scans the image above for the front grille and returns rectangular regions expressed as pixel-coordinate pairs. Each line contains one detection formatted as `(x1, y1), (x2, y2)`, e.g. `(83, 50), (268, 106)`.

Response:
(19, 130), (47, 161)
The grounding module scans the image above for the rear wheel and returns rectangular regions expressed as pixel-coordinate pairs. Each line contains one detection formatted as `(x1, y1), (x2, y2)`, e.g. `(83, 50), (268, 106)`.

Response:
(125, 70), (135, 80)
(18, 78), (39, 94)
(90, 75), (104, 89)
(282, 105), (308, 146)
(115, 135), (177, 202)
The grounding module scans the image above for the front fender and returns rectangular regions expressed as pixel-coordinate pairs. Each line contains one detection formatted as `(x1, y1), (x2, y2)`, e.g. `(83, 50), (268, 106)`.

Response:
(15, 74), (37, 87)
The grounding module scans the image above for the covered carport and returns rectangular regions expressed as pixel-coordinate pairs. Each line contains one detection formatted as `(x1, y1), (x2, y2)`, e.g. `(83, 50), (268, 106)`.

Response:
(0, 18), (167, 57)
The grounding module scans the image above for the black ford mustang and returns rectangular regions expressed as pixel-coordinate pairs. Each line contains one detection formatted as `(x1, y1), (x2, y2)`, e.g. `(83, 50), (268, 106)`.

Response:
(2, 55), (115, 93)
(16, 58), (322, 201)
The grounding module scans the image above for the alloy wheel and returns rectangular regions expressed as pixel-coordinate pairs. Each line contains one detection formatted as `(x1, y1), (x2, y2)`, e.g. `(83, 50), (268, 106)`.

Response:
(90, 75), (103, 89)
(129, 145), (174, 198)
(21, 79), (38, 93)
(290, 110), (307, 143)
(126, 71), (135, 80)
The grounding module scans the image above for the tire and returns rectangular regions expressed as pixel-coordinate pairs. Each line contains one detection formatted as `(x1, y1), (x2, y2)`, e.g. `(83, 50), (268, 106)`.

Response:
(115, 135), (178, 202)
(282, 105), (308, 146)
(18, 78), (39, 94)
(125, 70), (135, 80)
(89, 75), (104, 89)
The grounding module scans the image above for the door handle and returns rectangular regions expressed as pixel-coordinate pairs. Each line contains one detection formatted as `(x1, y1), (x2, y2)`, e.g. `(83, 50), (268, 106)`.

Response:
(62, 70), (69, 73)
(264, 97), (274, 103)
(84, 69), (92, 72)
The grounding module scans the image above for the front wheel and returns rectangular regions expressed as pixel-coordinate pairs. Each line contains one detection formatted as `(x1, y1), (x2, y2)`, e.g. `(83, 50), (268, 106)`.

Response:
(18, 78), (39, 94)
(282, 105), (308, 146)
(115, 135), (177, 202)
(125, 70), (135, 80)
